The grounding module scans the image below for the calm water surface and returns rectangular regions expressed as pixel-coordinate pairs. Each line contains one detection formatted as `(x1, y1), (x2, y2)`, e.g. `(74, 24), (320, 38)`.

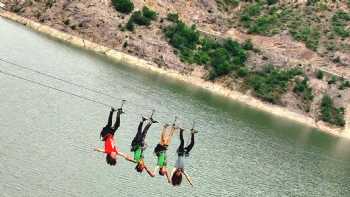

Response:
(1, 18), (350, 196)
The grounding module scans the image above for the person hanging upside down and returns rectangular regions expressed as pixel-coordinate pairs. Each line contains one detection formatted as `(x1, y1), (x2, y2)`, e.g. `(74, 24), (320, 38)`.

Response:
(130, 116), (158, 177)
(94, 107), (135, 166)
(153, 123), (178, 183)
(171, 128), (197, 186)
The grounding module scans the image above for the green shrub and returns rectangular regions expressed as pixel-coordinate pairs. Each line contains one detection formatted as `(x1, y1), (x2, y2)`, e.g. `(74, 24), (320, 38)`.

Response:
(247, 65), (303, 103)
(290, 26), (320, 51)
(46, 0), (55, 8)
(237, 67), (249, 77)
(339, 80), (350, 90)
(332, 11), (350, 38)
(164, 22), (199, 50)
(294, 77), (314, 111)
(248, 14), (277, 34)
(316, 70), (324, 79)
(240, 3), (262, 27)
(142, 6), (157, 20)
(164, 19), (249, 79)
(328, 76), (337, 84)
(266, 0), (278, 5)
(306, 0), (319, 6)
(242, 39), (254, 50)
(126, 7), (158, 31)
(320, 95), (345, 126)
(166, 13), (179, 22)
(112, 0), (134, 14)
(126, 18), (135, 31)
(216, 0), (240, 11)
(131, 11), (151, 26)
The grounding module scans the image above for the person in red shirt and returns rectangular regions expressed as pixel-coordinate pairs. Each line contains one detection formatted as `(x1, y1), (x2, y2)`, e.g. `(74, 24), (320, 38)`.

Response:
(94, 107), (135, 165)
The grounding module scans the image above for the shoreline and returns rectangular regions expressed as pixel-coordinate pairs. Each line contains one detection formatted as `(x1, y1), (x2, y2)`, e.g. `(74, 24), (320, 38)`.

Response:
(1, 10), (349, 139)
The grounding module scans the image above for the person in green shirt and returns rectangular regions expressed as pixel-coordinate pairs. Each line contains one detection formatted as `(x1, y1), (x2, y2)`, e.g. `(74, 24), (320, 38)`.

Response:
(153, 122), (178, 183)
(130, 116), (157, 177)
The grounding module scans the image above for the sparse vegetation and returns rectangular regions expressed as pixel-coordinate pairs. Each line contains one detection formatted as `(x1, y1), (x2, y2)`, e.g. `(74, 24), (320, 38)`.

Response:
(216, 0), (240, 11)
(316, 70), (324, 79)
(126, 6), (158, 31)
(164, 19), (248, 79)
(331, 11), (350, 38)
(242, 39), (254, 50)
(112, 0), (134, 14)
(290, 26), (320, 51)
(339, 80), (350, 90)
(166, 13), (179, 23)
(320, 95), (345, 126)
(294, 77), (314, 112)
(328, 76), (337, 85)
(246, 65), (303, 104)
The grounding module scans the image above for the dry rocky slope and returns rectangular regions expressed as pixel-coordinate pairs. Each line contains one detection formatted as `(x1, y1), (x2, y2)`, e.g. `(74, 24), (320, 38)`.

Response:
(2, 0), (350, 133)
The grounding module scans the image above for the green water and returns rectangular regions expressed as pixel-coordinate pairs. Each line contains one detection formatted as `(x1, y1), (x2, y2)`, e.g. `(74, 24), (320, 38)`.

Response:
(1, 18), (350, 196)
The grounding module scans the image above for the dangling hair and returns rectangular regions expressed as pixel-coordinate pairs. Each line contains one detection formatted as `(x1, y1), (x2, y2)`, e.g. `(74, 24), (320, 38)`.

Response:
(135, 162), (144, 172)
(106, 154), (116, 166)
(159, 168), (165, 176)
(171, 170), (183, 186)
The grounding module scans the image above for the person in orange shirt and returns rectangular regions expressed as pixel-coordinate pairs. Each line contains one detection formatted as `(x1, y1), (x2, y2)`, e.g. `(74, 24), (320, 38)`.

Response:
(94, 107), (135, 165)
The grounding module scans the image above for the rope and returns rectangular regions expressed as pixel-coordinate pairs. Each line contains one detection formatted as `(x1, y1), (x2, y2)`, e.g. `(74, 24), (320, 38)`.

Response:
(0, 58), (197, 131)
(0, 57), (156, 111)
(0, 69), (112, 107)
(0, 57), (122, 101)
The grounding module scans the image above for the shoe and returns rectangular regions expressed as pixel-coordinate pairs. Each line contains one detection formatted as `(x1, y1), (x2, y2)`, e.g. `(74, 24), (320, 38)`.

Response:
(142, 116), (148, 122)
(150, 118), (158, 124)
(117, 108), (125, 114)
(191, 129), (199, 134)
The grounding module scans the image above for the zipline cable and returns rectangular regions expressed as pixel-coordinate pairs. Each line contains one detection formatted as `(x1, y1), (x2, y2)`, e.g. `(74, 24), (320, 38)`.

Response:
(0, 57), (154, 111)
(0, 58), (196, 130)
(0, 69), (112, 108)
(0, 57), (122, 101)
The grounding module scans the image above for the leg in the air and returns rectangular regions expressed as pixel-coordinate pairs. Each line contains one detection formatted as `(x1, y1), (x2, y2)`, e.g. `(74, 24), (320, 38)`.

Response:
(160, 124), (169, 145)
(162, 126), (177, 146)
(140, 122), (152, 143)
(106, 108), (115, 128)
(132, 117), (146, 147)
(185, 132), (195, 155)
(177, 129), (185, 155)
(111, 109), (122, 135)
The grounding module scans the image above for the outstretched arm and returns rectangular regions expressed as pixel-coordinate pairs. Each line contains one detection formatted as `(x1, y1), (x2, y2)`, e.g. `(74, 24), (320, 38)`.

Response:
(118, 152), (137, 163)
(153, 166), (159, 175)
(94, 148), (105, 153)
(183, 171), (193, 187)
(144, 165), (155, 177)
(165, 169), (171, 183)
(171, 168), (176, 177)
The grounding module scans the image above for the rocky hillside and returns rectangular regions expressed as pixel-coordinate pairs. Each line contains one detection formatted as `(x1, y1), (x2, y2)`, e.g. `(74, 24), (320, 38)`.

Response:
(3, 0), (350, 129)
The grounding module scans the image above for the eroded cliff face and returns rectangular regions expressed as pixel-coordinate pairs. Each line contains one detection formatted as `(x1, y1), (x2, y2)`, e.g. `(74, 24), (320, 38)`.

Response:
(2, 0), (350, 130)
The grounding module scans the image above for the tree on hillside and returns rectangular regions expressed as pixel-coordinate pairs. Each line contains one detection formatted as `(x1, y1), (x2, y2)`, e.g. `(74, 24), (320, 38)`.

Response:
(112, 0), (134, 14)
